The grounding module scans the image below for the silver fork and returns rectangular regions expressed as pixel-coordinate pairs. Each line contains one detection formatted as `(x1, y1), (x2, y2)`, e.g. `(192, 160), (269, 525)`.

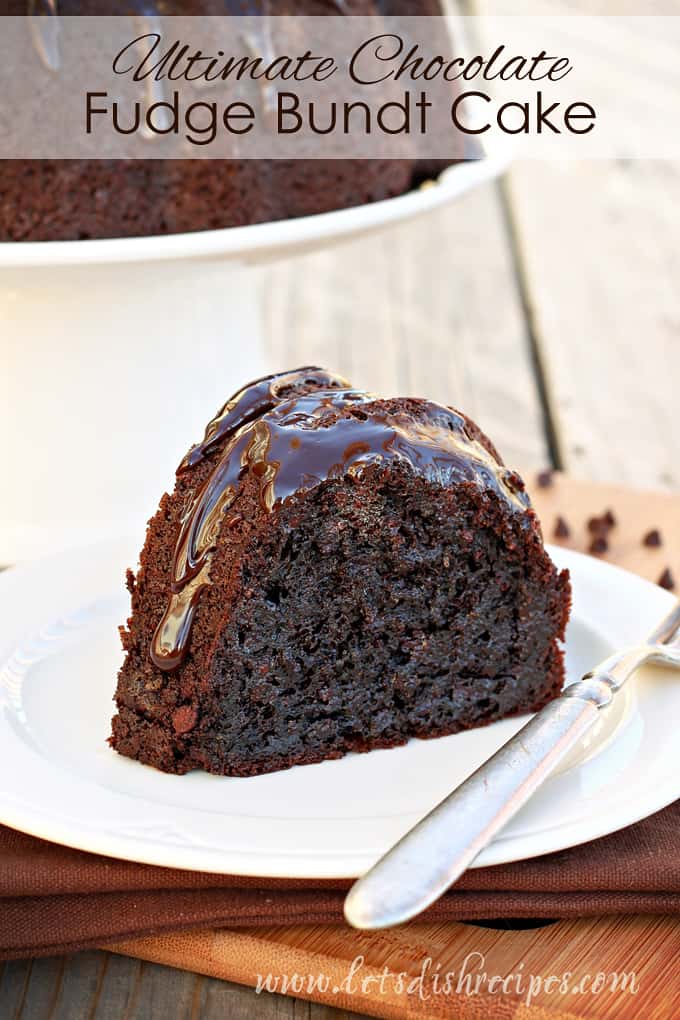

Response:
(344, 601), (680, 930)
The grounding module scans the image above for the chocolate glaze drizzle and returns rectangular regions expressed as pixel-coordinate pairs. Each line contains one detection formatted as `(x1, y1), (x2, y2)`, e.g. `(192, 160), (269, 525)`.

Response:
(150, 368), (529, 671)
(28, 0), (61, 72)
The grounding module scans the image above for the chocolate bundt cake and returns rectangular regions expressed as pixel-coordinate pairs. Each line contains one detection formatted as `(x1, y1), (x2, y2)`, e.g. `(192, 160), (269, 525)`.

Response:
(111, 368), (571, 777)
(0, 0), (455, 241)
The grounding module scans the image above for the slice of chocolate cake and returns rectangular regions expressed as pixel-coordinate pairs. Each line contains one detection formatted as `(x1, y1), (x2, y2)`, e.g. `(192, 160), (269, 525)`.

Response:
(111, 368), (571, 777)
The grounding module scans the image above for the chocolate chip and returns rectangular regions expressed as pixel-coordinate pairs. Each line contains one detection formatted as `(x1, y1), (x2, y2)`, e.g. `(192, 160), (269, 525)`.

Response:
(172, 704), (198, 735)
(587, 509), (617, 536)
(554, 515), (571, 540)
(589, 535), (609, 555)
(536, 469), (554, 488)
(643, 528), (662, 548)
(658, 567), (676, 591)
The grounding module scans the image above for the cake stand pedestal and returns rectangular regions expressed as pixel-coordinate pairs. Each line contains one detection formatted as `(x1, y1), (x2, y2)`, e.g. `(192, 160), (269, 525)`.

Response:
(0, 152), (508, 562)
(1, 259), (266, 561)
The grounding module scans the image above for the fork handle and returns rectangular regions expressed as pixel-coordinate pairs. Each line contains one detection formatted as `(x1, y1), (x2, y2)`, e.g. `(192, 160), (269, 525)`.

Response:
(343, 677), (615, 930)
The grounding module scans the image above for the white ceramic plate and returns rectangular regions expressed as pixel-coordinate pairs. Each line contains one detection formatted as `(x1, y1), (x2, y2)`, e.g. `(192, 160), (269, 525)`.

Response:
(0, 539), (677, 878)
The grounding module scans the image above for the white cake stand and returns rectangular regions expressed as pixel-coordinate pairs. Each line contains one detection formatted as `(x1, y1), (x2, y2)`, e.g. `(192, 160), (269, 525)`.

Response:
(0, 153), (507, 562)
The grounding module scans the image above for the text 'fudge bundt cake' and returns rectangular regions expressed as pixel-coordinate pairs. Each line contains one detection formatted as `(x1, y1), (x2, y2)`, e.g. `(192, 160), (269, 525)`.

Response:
(111, 368), (571, 777)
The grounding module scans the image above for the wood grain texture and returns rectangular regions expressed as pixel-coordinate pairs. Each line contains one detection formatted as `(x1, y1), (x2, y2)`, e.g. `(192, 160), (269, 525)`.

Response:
(469, 0), (680, 486)
(262, 182), (551, 472)
(109, 914), (679, 1020)
(0, 953), (365, 1020)
(503, 159), (680, 489)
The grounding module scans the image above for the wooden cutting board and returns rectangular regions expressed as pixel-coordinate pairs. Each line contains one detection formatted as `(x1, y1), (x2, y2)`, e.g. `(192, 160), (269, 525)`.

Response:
(108, 475), (680, 1020)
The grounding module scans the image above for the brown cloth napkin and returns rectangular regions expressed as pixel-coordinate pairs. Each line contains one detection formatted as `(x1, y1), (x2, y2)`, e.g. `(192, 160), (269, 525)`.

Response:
(2, 800), (678, 961)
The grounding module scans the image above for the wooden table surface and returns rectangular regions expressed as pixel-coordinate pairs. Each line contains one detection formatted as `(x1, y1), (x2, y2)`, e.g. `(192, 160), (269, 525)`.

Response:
(2, 154), (679, 1016)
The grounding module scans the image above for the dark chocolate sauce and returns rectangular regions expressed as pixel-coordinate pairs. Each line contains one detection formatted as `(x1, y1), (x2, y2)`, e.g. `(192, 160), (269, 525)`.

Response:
(178, 367), (349, 473)
(150, 368), (529, 671)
